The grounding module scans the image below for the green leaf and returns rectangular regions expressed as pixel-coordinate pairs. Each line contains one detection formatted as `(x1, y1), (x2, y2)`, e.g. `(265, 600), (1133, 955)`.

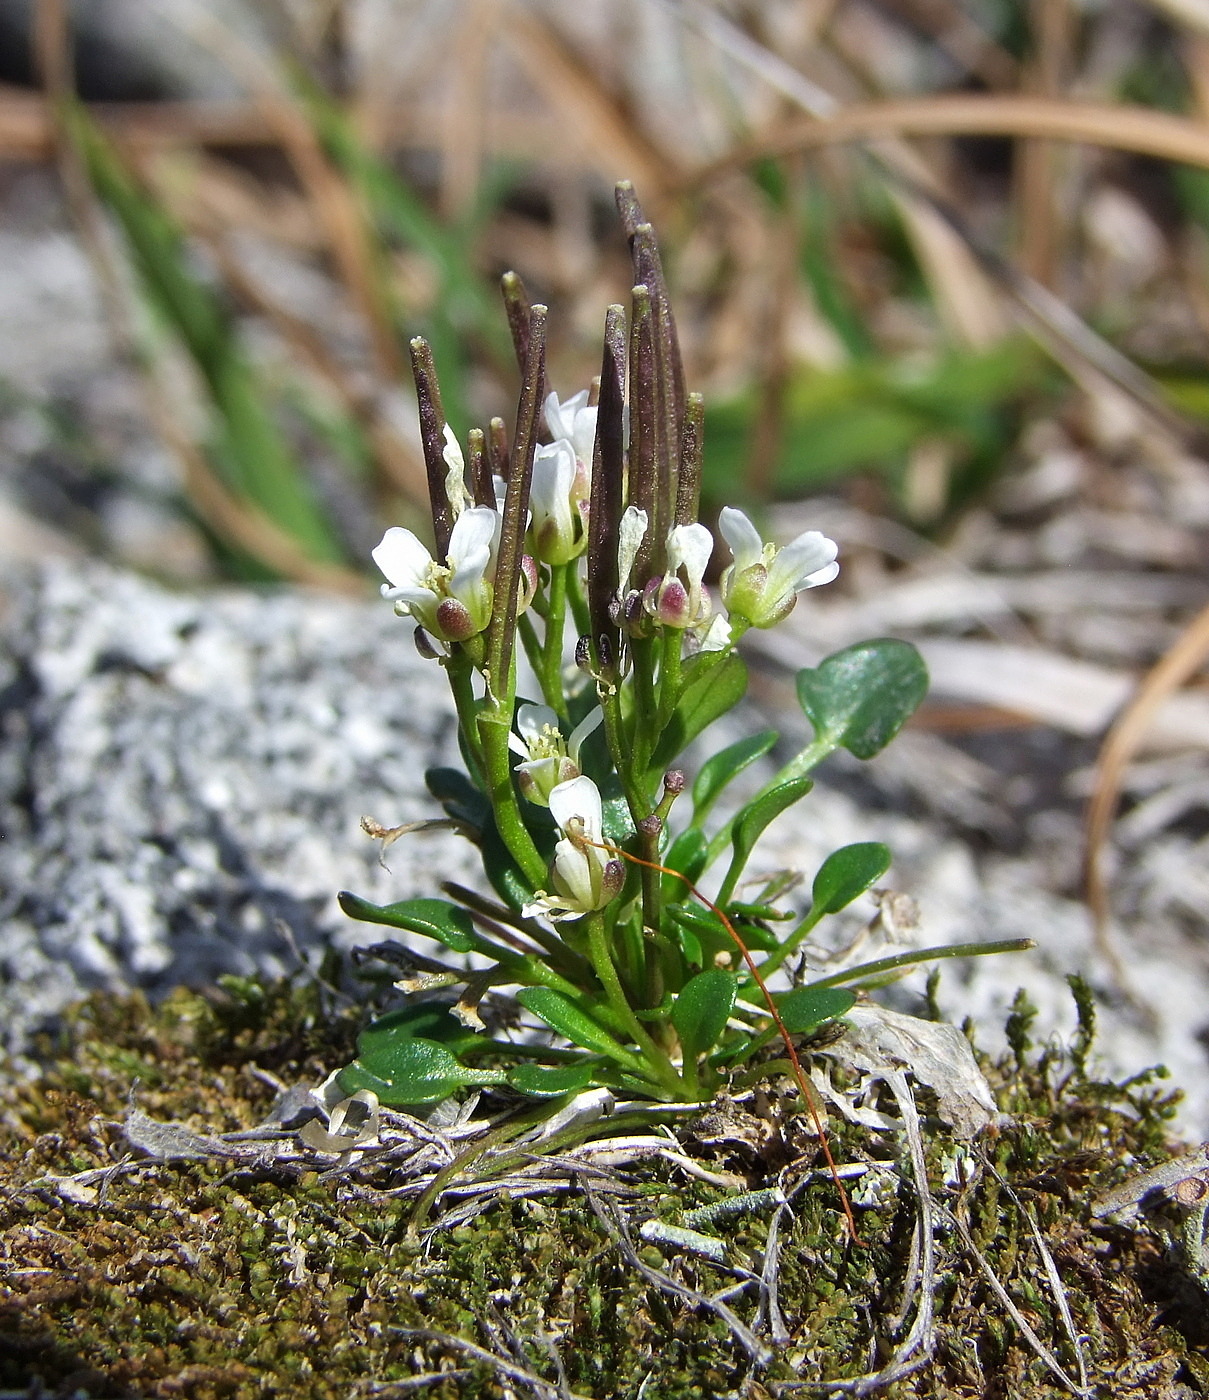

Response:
(660, 827), (710, 905)
(426, 767), (490, 829)
(337, 894), (481, 953)
(339, 1037), (498, 1106)
(672, 969), (738, 1063)
(718, 776), (813, 905)
(516, 988), (644, 1070)
(648, 652), (748, 773)
(796, 640), (927, 760)
(774, 985), (856, 1033)
(811, 843), (892, 914)
(357, 1005), (479, 1059)
(480, 817), (539, 913)
(505, 1062), (596, 1097)
(666, 903), (778, 955)
(692, 730), (778, 822)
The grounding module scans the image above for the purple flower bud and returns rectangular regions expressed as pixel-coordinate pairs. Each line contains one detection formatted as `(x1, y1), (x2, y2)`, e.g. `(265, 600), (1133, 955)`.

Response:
(413, 627), (440, 660)
(436, 596), (476, 641)
(602, 859), (626, 902)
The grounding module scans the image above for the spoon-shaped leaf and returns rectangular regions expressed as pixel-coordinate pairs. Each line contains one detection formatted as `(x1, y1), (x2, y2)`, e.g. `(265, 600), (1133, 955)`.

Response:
(797, 639), (927, 760)
(672, 968), (738, 1063)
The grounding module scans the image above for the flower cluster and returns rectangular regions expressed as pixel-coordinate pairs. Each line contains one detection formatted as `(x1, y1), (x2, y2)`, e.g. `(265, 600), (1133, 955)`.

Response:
(370, 251), (839, 922)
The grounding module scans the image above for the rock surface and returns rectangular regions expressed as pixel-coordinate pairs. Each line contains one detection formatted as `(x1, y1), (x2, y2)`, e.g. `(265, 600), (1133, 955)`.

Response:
(2, 560), (1207, 1137)
(0, 561), (477, 1055)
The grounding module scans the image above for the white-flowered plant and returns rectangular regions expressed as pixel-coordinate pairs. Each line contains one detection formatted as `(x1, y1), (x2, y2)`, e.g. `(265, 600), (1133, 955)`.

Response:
(339, 182), (1023, 1121)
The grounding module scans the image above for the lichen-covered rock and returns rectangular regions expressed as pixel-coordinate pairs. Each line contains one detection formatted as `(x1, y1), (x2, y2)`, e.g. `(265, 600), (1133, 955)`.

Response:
(0, 560), (478, 1057)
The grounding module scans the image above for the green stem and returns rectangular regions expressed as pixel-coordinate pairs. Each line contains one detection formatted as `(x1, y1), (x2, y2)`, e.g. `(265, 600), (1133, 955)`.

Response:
(597, 670), (651, 830)
(586, 912), (683, 1096)
(655, 628), (682, 733)
(477, 659), (548, 890)
(538, 563), (569, 719)
(445, 654), (486, 789)
(629, 635), (659, 773)
(567, 561), (591, 639)
(704, 734), (836, 868)
(754, 908), (824, 980)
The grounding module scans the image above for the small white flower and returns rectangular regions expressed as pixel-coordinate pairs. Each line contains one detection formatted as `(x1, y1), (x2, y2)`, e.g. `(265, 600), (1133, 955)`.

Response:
(528, 439), (584, 564)
(371, 504), (500, 644)
(718, 506), (838, 630)
(545, 389), (598, 468)
(508, 703), (602, 806)
(521, 775), (624, 922)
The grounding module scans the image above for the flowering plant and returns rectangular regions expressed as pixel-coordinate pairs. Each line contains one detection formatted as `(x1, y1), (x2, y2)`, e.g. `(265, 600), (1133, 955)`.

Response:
(334, 185), (1022, 1112)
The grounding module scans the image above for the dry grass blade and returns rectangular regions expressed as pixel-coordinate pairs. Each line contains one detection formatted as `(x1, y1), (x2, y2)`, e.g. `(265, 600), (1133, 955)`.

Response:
(32, 0), (361, 593)
(0, 90), (273, 159)
(361, 1371), (475, 1396)
(674, 3), (1197, 426)
(583, 1180), (773, 1366)
(757, 1197), (793, 1347)
(982, 1154), (1090, 1394)
(1085, 597), (1209, 977)
(148, 394), (364, 594)
(196, 227), (427, 502)
(942, 1203), (1090, 1396)
(697, 94), (1209, 179)
(389, 1326), (593, 1400)
(169, 2), (405, 387)
(498, 0), (676, 198)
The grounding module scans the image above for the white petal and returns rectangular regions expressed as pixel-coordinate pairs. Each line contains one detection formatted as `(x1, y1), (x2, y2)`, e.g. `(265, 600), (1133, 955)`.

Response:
(571, 406), (598, 468)
(552, 837), (597, 909)
(530, 441), (577, 518)
(371, 527), (433, 589)
(718, 507), (764, 574)
(617, 506), (648, 589)
(567, 706), (604, 761)
(447, 506), (500, 569)
(448, 540), (492, 603)
(517, 702), (560, 748)
(698, 614), (732, 652)
(442, 425), (470, 517)
(545, 389), (590, 443)
(548, 775), (604, 843)
(666, 522), (714, 587)
(767, 531), (839, 597)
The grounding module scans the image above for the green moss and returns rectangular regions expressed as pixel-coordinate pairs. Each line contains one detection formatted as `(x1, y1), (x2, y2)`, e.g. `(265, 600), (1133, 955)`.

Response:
(0, 977), (1203, 1398)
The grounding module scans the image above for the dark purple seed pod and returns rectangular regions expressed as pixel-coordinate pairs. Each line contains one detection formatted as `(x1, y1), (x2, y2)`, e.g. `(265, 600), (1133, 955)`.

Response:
(575, 635), (593, 672)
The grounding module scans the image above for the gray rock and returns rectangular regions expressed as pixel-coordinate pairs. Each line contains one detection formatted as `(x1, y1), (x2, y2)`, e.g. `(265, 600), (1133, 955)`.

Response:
(0, 559), (478, 1054)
